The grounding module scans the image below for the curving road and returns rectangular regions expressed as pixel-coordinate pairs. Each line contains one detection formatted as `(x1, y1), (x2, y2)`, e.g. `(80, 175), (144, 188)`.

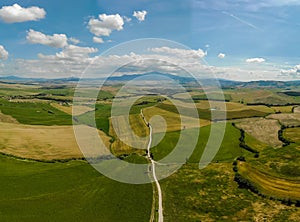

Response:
(141, 110), (163, 222)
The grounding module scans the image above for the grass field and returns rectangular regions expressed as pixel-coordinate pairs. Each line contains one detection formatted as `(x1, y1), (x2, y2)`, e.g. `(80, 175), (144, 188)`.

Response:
(150, 123), (253, 162)
(235, 118), (282, 148)
(0, 155), (152, 221)
(0, 122), (111, 160)
(0, 99), (72, 125)
(76, 103), (112, 135)
(0, 111), (18, 123)
(51, 103), (93, 116)
(143, 106), (210, 133)
(226, 88), (297, 105)
(109, 114), (149, 156)
(161, 163), (300, 221)
(237, 161), (300, 201)
(157, 101), (271, 121)
(244, 133), (270, 152)
(284, 127), (300, 144)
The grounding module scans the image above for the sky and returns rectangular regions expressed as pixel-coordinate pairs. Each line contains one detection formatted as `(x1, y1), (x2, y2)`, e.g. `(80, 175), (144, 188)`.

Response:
(0, 0), (300, 81)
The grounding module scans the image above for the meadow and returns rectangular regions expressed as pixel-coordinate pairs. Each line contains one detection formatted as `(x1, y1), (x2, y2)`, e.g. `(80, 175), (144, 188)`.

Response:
(0, 155), (152, 222)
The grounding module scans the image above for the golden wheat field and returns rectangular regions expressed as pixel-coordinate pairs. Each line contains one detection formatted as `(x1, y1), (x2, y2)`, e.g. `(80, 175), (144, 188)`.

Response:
(0, 122), (111, 160)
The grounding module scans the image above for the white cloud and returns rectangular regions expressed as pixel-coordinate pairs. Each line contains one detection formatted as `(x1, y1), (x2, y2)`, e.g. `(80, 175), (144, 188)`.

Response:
(38, 45), (98, 62)
(280, 64), (300, 76)
(149, 47), (206, 59)
(88, 14), (124, 37)
(0, 45), (8, 60)
(0, 4), (46, 23)
(93, 37), (104, 44)
(26, 29), (68, 48)
(246, 57), (265, 63)
(1, 43), (286, 81)
(123, 16), (132, 22)
(218, 53), (226, 59)
(69, 37), (80, 45)
(133, 10), (147, 22)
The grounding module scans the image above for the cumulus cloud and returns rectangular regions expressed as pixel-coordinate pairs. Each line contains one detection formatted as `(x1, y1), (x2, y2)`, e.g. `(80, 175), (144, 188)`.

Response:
(1, 42), (283, 81)
(149, 47), (206, 59)
(0, 45), (8, 60)
(26, 29), (68, 48)
(69, 37), (80, 45)
(88, 14), (124, 37)
(38, 45), (98, 62)
(246, 57), (265, 63)
(93, 37), (104, 44)
(218, 53), (226, 59)
(133, 10), (147, 21)
(0, 4), (46, 23)
(280, 64), (300, 76)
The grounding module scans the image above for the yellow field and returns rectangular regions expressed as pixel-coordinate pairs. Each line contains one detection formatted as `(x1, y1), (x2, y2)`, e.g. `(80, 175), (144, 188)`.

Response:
(235, 118), (282, 148)
(163, 99), (274, 113)
(267, 113), (300, 127)
(143, 106), (210, 133)
(294, 106), (300, 113)
(271, 106), (294, 113)
(109, 114), (149, 156)
(284, 128), (300, 144)
(0, 111), (18, 123)
(0, 122), (111, 160)
(10, 99), (50, 103)
(51, 103), (93, 116)
(244, 133), (270, 152)
(238, 162), (300, 201)
(229, 90), (275, 103)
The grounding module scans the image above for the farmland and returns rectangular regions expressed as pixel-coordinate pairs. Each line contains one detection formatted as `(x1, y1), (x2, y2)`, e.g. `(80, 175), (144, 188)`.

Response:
(235, 118), (283, 148)
(0, 79), (300, 221)
(0, 155), (152, 221)
(0, 122), (111, 160)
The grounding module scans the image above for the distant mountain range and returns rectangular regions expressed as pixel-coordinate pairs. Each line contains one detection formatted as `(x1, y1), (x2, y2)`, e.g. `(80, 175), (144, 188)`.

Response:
(1, 73), (300, 88)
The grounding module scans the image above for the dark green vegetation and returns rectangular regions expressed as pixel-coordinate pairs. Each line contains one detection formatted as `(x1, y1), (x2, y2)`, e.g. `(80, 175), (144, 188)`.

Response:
(0, 155), (152, 222)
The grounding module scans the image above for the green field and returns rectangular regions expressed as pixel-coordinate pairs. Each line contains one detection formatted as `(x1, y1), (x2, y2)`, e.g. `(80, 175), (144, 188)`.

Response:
(151, 123), (253, 163)
(0, 99), (72, 125)
(0, 155), (152, 222)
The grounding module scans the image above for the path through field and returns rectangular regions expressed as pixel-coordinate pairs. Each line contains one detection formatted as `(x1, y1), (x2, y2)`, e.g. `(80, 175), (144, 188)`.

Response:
(141, 110), (163, 222)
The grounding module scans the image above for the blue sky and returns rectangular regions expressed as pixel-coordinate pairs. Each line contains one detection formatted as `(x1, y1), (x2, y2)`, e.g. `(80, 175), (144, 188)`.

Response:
(0, 0), (300, 80)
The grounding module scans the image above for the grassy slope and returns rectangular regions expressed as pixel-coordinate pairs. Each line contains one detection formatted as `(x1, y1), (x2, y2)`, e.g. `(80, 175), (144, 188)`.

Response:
(237, 161), (300, 201)
(156, 102), (270, 121)
(76, 103), (112, 135)
(151, 123), (253, 163)
(161, 162), (300, 221)
(284, 127), (300, 144)
(110, 114), (149, 156)
(0, 99), (72, 125)
(0, 155), (152, 222)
